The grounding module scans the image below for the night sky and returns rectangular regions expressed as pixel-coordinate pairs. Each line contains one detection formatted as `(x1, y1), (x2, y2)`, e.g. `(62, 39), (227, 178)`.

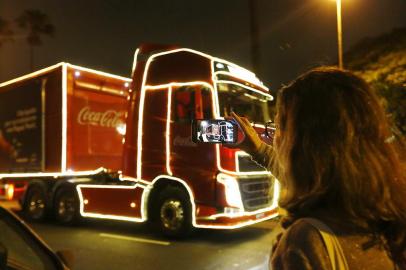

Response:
(1, 0), (405, 93)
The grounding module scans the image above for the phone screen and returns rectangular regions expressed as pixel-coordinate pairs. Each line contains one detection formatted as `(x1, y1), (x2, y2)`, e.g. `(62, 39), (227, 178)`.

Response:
(192, 119), (237, 144)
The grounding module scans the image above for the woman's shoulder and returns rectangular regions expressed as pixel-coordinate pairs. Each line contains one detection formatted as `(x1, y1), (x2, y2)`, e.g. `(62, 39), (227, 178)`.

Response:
(271, 217), (396, 270)
(271, 218), (332, 270)
(285, 218), (323, 236)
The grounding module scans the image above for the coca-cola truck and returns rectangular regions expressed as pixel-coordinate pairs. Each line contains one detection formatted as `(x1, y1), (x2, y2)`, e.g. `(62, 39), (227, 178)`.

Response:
(0, 44), (279, 237)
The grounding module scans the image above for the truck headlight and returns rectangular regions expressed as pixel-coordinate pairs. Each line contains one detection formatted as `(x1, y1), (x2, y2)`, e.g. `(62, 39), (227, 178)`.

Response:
(217, 173), (244, 209)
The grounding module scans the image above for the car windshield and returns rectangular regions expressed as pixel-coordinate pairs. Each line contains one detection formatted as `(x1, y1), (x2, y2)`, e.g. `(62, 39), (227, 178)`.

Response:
(217, 83), (272, 124)
(0, 210), (58, 270)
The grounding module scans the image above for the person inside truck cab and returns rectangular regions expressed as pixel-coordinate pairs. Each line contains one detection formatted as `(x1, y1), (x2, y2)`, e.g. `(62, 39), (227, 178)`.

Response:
(175, 90), (193, 123)
(175, 86), (213, 124)
(229, 67), (406, 270)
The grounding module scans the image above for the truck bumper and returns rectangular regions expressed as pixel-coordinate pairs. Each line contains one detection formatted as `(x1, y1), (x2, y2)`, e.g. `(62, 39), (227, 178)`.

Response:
(195, 207), (279, 229)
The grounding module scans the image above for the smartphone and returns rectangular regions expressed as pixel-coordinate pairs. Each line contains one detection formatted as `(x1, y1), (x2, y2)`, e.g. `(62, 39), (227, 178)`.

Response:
(192, 119), (238, 144)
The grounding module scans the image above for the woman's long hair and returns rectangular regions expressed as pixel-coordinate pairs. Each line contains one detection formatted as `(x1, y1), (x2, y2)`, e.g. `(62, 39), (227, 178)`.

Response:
(274, 67), (406, 265)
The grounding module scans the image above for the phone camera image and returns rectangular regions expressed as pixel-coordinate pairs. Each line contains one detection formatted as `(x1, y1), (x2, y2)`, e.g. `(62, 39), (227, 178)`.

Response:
(192, 120), (237, 144)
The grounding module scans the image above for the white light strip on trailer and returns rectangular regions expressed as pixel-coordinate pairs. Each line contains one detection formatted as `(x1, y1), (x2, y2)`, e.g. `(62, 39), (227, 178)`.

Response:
(0, 63), (64, 87)
(67, 64), (131, 82)
(0, 167), (106, 179)
(61, 64), (68, 172)
(0, 62), (131, 88)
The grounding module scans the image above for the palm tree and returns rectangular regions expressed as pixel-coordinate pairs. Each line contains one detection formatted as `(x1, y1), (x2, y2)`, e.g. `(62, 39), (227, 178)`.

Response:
(0, 16), (14, 47)
(16, 9), (55, 71)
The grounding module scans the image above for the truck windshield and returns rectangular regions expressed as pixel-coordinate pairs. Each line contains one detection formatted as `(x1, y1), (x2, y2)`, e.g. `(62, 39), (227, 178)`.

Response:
(217, 83), (272, 124)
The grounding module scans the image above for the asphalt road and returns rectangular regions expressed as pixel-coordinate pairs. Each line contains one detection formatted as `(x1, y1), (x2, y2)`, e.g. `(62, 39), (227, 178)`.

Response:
(28, 218), (281, 270)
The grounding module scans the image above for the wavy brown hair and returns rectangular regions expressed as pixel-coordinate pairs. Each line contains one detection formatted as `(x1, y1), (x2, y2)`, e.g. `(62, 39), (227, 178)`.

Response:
(273, 67), (406, 266)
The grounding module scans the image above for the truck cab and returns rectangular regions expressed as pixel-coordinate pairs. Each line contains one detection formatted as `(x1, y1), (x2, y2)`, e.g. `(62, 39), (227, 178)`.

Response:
(117, 45), (279, 234)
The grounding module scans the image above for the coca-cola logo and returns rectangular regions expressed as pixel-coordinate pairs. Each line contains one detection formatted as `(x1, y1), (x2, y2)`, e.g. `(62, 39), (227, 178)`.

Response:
(77, 106), (125, 128)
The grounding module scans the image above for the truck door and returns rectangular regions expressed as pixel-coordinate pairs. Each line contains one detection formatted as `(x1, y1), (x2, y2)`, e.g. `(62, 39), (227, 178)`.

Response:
(169, 85), (217, 204)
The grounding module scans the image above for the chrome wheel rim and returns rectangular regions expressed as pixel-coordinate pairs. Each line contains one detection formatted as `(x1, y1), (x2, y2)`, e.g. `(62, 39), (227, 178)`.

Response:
(160, 199), (184, 231)
(28, 192), (45, 219)
(57, 194), (75, 222)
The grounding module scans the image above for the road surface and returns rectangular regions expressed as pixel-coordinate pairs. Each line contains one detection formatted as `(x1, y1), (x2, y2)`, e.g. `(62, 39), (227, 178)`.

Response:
(29, 218), (281, 270)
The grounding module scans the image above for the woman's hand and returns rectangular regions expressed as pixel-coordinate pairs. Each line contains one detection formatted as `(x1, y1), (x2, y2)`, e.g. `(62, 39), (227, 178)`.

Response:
(225, 112), (263, 156)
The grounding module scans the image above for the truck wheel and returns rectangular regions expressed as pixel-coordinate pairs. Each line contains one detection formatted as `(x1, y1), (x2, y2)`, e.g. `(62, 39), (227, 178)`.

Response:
(23, 186), (47, 221)
(54, 187), (80, 225)
(155, 186), (193, 238)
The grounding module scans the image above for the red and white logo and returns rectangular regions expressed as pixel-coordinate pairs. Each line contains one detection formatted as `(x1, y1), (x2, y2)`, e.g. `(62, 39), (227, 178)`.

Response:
(77, 106), (125, 128)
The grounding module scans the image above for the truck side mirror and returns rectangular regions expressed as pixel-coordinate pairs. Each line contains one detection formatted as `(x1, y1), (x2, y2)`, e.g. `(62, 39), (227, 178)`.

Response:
(0, 243), (7, 269)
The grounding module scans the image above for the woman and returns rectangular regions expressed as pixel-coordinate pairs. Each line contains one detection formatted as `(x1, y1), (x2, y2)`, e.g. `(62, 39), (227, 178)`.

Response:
(229, 67), (405, 269)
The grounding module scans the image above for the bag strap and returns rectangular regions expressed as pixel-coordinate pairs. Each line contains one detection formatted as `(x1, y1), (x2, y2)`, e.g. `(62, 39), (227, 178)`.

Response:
(301, 218), (350, 270)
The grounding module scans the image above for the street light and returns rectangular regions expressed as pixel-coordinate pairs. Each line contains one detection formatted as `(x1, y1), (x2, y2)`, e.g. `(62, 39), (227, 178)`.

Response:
(333, 0), (344, 69)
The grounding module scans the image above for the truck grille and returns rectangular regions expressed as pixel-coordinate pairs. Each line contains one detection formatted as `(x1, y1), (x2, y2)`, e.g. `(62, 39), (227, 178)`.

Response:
(237, 154), (267, 172)
(238, 176), (274, 211)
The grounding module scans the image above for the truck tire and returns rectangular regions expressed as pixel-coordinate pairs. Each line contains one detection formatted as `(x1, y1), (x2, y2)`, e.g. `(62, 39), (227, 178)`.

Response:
(23, 186), (48, 221)
(53, 187), (80, 225)
(155, 186), (193, 238)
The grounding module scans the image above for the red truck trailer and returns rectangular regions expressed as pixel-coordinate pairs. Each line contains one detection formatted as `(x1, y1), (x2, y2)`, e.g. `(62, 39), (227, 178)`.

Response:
(0, 44), (279, 237)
